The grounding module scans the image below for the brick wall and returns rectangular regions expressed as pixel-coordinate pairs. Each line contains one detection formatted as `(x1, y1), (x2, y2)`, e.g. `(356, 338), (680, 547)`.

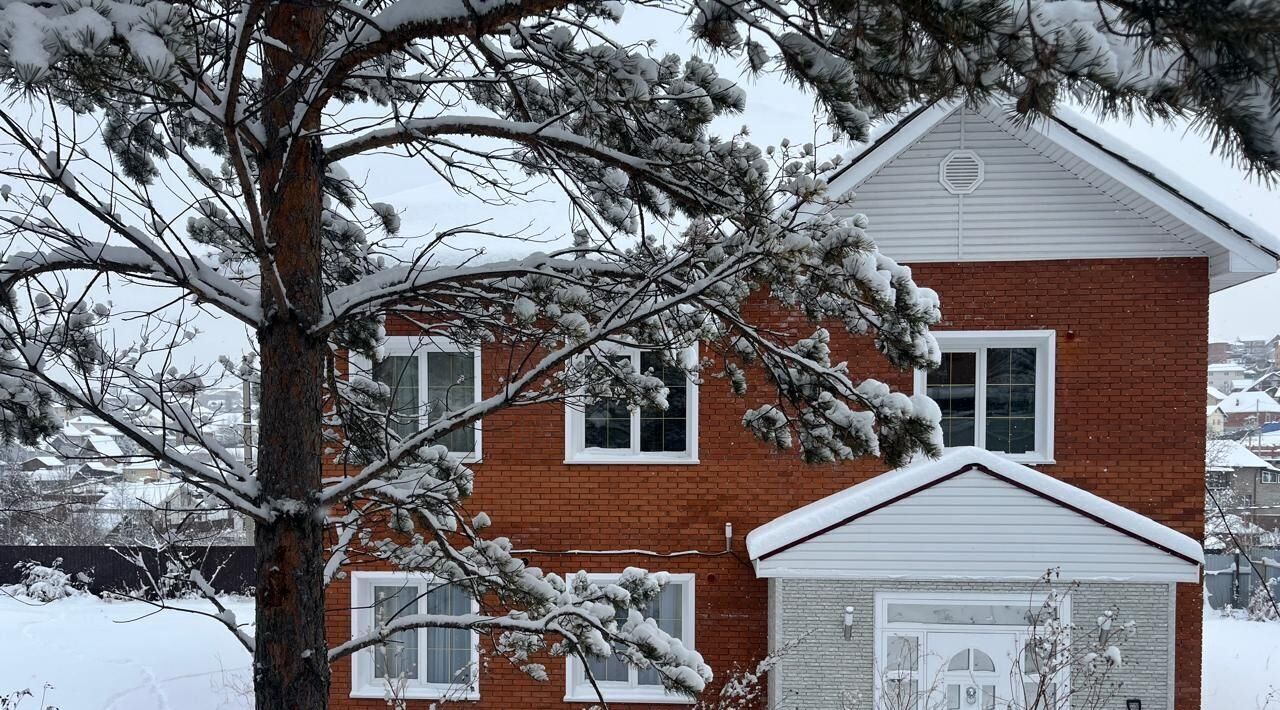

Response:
(325, 257), (1208, 710)
(770, 579), (1174, 710)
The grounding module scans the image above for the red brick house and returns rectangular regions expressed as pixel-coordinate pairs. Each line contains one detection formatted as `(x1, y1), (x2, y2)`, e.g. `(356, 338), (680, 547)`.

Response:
(326, 102), (1279, 710)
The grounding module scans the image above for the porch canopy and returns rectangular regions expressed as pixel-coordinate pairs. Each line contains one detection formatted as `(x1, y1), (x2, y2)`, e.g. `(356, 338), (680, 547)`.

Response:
(747, 448), (1202, 583)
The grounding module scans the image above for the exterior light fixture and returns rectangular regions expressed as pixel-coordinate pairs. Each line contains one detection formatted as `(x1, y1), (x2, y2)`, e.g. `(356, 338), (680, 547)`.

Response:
(843, 606), (854, 640)
(1126, 699), (1141, 710)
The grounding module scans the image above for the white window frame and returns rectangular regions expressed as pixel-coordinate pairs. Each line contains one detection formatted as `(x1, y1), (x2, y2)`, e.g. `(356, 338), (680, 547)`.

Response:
(563, 572), (697, 704)
(913, 330), (1056, 464)
(873, 591), (1071, 710)
(349, 571), (481, 701)
(564, 345), (699, 464)
(1262, 469), (1280, 484)
(351, 335), (483, 462)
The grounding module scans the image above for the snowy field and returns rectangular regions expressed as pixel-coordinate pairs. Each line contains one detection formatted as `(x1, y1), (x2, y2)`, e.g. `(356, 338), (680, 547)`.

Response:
(0, 595), (1276, 709)
(0, 595), (254, 710)
(1203, 613), (1280, 710)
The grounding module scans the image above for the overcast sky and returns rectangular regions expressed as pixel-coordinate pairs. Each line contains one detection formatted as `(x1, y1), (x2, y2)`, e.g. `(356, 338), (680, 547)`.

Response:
(90, 7), (1280, 368)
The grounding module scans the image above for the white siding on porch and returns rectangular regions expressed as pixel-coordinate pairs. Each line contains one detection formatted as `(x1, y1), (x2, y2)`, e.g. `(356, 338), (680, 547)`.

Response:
(755, 470), (1198, 582)
(832, 108), (1204, 263)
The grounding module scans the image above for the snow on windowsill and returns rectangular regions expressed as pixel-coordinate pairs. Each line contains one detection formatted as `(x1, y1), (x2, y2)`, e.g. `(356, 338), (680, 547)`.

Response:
(350, 685), (479, 701)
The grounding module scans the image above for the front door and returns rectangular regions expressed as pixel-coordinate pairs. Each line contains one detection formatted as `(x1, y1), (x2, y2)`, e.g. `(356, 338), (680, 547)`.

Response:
(924, 631), (1018, 710)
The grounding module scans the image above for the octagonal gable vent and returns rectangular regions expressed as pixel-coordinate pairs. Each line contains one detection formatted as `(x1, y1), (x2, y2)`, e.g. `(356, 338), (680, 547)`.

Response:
(939, 149), (985, 194)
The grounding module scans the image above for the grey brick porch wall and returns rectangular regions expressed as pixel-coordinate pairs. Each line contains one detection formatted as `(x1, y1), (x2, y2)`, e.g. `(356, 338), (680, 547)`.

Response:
(768, 579), (1172, 710)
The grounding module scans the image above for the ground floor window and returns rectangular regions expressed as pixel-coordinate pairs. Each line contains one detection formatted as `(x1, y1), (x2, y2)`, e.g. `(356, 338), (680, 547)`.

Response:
(350, 572), (479, 700)
(564, 573), (696, 703)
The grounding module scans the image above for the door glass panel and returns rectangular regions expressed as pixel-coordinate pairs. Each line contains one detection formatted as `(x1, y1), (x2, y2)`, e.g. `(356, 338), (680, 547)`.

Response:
(947, 650), (969, 671)
(888, 602), (1037, 625)
(946, 684), (960, 710)
(886, 678), (919, 710)
(982, 685), (995, 710)
(972, 649), (995, 672)
(887, 635), (919, 672)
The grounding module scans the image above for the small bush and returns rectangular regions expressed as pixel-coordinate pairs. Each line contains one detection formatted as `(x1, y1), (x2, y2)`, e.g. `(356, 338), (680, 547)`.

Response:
(2, 558), (89, 602)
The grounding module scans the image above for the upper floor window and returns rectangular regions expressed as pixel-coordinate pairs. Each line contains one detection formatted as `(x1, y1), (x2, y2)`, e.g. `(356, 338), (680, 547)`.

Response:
(350, 571), (479, 701)
(564, 573), (696, 703)
(914, 331), (1055, 464)
(1263, 470), (1279, 484)
(565, 347), (698, 464)
(363, 336), (482, 459)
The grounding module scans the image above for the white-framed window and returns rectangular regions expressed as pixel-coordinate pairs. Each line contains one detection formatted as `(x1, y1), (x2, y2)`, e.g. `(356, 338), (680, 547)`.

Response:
(1263, 470), (1279, 484)
(564, 346), (699, 464)
(564, 573), (696, 704)
(350, 571), (480, 701)
(352, 336), (482, 460)
(913, 330), (1055, 464)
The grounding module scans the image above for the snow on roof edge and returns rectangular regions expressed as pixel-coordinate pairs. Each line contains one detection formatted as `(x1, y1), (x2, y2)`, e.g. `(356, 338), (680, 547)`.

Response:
(1046, 105), (1280, 260)
(745, 447), (1204, 565)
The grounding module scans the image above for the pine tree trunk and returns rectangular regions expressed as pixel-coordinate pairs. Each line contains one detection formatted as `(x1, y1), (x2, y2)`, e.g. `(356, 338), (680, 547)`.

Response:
(254, 4), (329, 709)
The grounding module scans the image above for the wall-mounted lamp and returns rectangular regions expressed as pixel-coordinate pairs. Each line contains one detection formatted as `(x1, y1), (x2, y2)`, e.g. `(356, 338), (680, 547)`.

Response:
(1126, 699), (1141, 710)
(843, 606), (854, 640)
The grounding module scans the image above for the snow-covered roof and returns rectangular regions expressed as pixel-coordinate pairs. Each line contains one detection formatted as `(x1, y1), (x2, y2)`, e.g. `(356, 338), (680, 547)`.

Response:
(1208, 386), (1227, 401)
(22, 455), (63, 468)
(1217, 391), (1280, 415)
(85, 435), (123, 458)
(826, 101), (1279, 292)
(1209, 363), (1248, 372)
(1231, 378), (1255, 392)
(746, 447), (1203, 566)
(1206, 440), (1278, 471)
(96, 481), (183, 510)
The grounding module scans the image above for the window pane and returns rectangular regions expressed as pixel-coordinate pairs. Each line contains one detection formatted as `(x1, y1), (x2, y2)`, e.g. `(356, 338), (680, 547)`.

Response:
(886, 635), (918, 672)
(374, 356), (420, 440)
(585, 399), (631, 449)
(986, 348), (1037, 454)
(587, 602), (631, 683)
(639, 352), (688, 453)
(926, 352), (977, 447)
(638, 585), (684, 686)
(947, 684), (961, 710)
(982, 684), (996, 710)
(426, 352), (476, 452)
(424, 583), (473, 685)
(972, 649), (995, 672)
(947, 650), (969, 672)
(373, 585), (420, 680)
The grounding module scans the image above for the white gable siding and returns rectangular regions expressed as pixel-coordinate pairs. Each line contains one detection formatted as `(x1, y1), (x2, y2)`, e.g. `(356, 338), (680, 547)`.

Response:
(836, 108), (1205, 263)
(755, 471), (1198, 582)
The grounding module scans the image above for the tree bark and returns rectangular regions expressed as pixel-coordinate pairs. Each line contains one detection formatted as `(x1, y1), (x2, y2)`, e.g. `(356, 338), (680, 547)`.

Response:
(254, 3), (330, 709)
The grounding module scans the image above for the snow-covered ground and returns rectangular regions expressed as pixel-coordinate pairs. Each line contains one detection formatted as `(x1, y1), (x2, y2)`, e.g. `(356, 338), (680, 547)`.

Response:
(1203, 612), (1280, 710)
(0, 595), (253, 710)
(0, 595), (1276, 709)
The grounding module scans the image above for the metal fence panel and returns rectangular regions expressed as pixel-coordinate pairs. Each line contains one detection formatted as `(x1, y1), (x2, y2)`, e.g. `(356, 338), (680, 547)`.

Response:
(0, 545), (255, 595)
(1204, 550), (1280, 609)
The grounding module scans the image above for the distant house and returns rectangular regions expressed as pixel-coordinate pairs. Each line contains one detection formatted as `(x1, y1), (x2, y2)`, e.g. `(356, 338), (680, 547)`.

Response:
(1208, 386), (1227, 406)
(1207, 440), (1280, 530)
(17, 455), (64, 472)
(1208, 341), (1232, 365)
(1208, 405), (1227, 435)
(1212, 391), (1280, 431)
(1209, 362), (1248, 392)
